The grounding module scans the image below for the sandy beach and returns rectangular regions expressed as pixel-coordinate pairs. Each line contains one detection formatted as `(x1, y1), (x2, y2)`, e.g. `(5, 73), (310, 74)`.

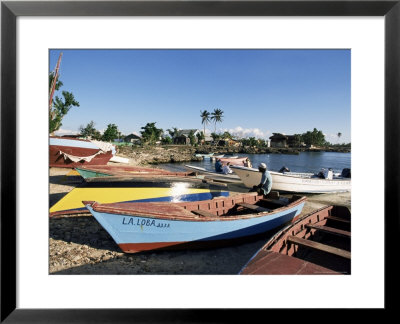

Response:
(49, 165), (351, 275)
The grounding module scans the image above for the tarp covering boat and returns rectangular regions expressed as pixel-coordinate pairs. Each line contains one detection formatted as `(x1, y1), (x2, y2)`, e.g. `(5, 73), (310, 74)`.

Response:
(49, 136), (116, 168)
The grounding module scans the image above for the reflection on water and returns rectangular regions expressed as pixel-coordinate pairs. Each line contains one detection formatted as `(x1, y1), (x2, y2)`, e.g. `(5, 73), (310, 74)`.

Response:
(163, 151), (351, 174)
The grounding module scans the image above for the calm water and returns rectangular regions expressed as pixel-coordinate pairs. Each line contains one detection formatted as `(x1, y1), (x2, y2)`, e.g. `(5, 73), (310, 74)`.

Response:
(162, 151), (351, 174)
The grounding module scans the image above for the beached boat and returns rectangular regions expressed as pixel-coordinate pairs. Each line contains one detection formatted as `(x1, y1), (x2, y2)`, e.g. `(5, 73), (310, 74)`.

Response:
(231, 166), (351, 193)
(49, 136), (116, 168)
(184, 165), (241, 183)
(75, 165), (196, 180)
(219, 156), (247, 166)
(83, 192), (306, 253)
(195, 153), (214, 158)
(49, 175), (229, 217)
(239, 205), (351, 274)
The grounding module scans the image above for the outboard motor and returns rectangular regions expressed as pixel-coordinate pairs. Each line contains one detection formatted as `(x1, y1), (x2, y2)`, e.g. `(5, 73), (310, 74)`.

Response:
(317, 168), (326, 179)
(279, 166), (290, 173)
(341, 168), (351, 178)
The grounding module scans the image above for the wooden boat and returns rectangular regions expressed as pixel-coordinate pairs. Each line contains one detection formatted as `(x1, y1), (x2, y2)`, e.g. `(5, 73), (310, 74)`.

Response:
(83, 192), (307, 253)
(49, 136), (115, 168)
(184, 165), (242, 183)
(49, 175), (229, 217)
(219, 156), (248, 166)
(239, 205), (351, 275)
(75, 165), (196, 180)
(231, 166), (351, 193)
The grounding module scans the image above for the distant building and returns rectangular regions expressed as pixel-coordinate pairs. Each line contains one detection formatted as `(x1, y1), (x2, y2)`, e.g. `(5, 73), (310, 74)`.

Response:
(270, 133), (304, 148)
(269, 133), (288, 148)
(217, 138), (240, 147)
(174, 135), (190, 145)
(204, 135), (213, 144)
(124, 133), (142, 143)
(173, 129), (201, 145)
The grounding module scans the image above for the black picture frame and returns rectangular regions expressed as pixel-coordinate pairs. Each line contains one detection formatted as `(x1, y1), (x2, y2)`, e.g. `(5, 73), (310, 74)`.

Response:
(1, 0), (398, 322)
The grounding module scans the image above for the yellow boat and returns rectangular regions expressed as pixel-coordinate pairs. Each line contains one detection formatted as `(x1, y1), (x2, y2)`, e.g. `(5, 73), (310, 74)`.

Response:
(50, 176), (229, 217)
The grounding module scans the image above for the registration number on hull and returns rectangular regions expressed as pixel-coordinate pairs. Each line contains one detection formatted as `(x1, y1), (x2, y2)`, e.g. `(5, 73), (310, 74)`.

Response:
(122, 217), (170, 228)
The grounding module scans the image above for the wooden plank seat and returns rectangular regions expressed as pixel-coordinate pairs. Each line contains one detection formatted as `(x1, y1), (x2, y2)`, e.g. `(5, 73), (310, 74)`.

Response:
(236, 203), (271, 213)
(191, 209), (218, 218)
(287, 236), (351, 259)
(326, 216), (351, 224)
(305, 224), (351, 238)
(261, 198), (287, 206)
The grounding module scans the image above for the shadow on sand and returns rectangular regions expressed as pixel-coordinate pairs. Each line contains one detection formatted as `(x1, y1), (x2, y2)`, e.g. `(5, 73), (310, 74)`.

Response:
(49, 214), (281, 275)
(51, 235), (270, 275)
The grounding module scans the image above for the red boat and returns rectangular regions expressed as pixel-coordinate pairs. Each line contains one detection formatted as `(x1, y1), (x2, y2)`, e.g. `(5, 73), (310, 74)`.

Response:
(49, 136), (115, 168)
(239, 205), (351, 275)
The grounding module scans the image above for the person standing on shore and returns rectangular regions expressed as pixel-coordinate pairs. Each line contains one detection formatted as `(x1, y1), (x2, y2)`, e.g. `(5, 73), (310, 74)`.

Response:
(215, 158), (223, 173)
(251, 163), (272, 196)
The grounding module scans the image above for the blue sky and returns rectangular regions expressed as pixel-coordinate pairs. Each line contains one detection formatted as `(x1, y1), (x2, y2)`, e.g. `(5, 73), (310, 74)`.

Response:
(50, 49), (351, 143)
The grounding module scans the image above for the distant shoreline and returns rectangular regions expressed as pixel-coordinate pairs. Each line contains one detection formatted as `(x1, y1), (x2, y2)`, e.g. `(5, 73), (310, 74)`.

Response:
(194, 145), (351, 155)
(116, 144), (350, 166)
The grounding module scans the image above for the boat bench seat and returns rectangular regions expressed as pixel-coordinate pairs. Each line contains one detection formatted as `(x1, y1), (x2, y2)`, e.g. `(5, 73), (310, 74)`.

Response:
(261, 198), (287, 206)
(325, 216), (351, 224)
(287, 236), (351, 259)
(305, 224), (351, 238)
(191, 209), (218, 218)
(236, 203), (271, 213)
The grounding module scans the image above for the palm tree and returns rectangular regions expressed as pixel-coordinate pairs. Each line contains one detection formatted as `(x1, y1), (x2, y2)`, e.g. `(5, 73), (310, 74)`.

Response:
(200, 110), (210, 142)
(337, 132), (342, 144)
(211, 108), (224, 133)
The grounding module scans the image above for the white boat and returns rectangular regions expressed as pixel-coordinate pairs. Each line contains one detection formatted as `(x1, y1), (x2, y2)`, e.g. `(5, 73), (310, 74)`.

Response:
(195, 153), (214, 158)
(210, 154), (225, 160)
(230, 166), (351, 193)
(184, 165), (242, 183)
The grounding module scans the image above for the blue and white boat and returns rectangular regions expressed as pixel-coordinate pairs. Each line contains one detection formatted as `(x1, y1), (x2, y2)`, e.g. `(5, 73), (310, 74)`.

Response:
(83, 192), (306, 253)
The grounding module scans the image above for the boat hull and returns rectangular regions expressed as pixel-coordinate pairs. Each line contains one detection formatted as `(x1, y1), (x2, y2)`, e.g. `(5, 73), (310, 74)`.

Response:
(231, 166), (351, 193)
(49, 137), (114, 168)
(76, 165), (194, 180)
(84, 195), (306, 253)
(184, 165), (241, 183)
